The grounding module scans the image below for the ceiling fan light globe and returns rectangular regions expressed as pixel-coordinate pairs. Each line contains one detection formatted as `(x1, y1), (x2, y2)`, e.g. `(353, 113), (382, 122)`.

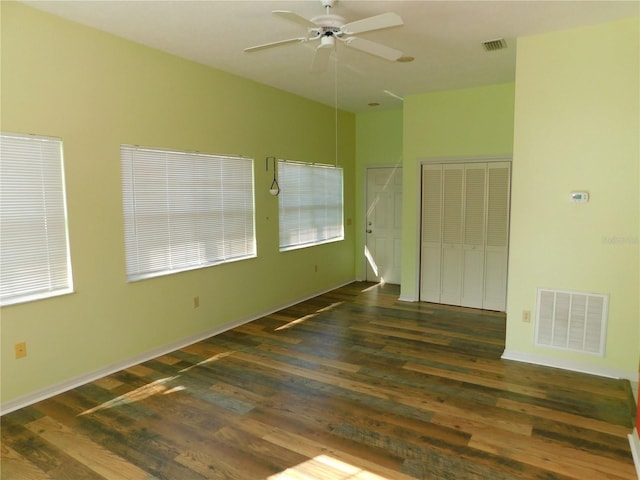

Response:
(320, 36), (335, 48)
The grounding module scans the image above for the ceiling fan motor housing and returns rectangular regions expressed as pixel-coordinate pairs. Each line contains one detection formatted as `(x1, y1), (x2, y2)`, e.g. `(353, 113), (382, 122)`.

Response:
(311, 14), (346, 29)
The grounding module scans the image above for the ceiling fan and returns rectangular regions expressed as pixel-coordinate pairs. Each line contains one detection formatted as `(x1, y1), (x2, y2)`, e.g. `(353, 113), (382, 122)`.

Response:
(244, 0), (404, 72)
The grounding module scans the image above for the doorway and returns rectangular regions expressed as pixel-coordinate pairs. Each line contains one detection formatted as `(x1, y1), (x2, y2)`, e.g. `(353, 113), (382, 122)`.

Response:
(365, 166), (402, 284)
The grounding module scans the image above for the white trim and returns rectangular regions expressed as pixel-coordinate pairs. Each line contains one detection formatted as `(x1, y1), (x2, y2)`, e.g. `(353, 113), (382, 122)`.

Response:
(629, 429), (640, 479)
(418, 154), (512, 165)
(501, 349), (637, 381)
(398, 295), (418, 302)
(0, 279), (354, 416)
(410, 158), (422, 300)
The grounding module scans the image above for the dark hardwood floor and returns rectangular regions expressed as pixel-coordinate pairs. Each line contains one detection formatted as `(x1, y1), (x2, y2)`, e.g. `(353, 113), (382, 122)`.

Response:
(1, 282), (637, 479)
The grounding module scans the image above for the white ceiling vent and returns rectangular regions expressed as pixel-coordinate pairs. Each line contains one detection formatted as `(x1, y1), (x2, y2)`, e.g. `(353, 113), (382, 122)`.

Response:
(535, 288), (608, 356)
(482, 38), (507, 52)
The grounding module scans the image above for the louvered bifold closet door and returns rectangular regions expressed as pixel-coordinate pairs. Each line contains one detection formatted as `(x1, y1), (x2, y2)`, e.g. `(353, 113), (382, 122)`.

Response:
(420, 161), (511, 310)
(440, 164), (465, 305)
(461, 164), (487, 308)
(420, 165), (443, 302)
(483, 162), (511, 311)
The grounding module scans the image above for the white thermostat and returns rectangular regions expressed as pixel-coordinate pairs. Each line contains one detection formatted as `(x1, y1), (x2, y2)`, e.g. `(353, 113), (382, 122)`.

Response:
(570, 191), (589, 203)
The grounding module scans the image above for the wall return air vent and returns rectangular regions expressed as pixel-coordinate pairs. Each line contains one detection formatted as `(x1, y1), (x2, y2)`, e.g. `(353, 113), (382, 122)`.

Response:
(534, 288), (608, 356)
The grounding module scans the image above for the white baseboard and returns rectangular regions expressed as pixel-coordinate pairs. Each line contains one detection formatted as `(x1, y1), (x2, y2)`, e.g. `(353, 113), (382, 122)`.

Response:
(1, 279), (354, 416)
(629, 429), (640, 479)
(398, 295), (418, 302)
(501, 349), (637, 382)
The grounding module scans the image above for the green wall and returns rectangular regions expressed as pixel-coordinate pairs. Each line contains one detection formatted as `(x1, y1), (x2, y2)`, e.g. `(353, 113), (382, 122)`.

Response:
(0, 2), (356, 406)
(401, 83), (516, 300)
(355, 109), (403, 279)
(505, 17), (639, 377)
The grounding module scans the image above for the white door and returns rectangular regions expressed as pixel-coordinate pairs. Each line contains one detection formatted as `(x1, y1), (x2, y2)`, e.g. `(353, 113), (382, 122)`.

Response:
(365, 167), (402, 284)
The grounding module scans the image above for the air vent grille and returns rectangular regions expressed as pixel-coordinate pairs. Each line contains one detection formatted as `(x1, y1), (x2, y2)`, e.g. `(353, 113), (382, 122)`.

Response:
(482, 38), (507, 52)
(535, 288), (608, 356)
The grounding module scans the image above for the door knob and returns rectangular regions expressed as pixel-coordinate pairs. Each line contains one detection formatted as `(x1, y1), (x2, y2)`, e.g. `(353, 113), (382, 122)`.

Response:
(366, 229), (372, 233)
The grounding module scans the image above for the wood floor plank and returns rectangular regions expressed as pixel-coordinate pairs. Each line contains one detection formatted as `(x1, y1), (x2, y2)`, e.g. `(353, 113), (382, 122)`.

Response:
(23, 416), (156, 480)
(349, 324), (451, 346)
(0, 443), (54, 480)
(496, 397), (633, 438)
(262, 428), (418, 480)
(1, 409), (109, 480)
(255, 343), (361, 373)
(230, 350), (392, 401)
(403, 362), (549, 399)
(370, 317), (505, 346)
(2, 282), (635, 480)
(37, 390), (215, 479)
(469, 430), (637, 480)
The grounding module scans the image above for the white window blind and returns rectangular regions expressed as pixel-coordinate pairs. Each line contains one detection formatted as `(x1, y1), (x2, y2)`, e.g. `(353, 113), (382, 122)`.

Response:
(121, 145), (256, 281)
(1, 132), (73, 306)
(278, 161), (344, 251)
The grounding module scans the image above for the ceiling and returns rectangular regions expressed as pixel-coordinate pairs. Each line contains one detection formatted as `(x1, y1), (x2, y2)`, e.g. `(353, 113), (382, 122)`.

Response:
(23, 0), (639, 113)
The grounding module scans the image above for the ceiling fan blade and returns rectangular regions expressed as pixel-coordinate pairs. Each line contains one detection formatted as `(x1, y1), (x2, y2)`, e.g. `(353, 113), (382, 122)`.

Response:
(343, 37), (403, 61)
(342, 12), (403, 35)
(244, 37), (308, 53)
(273, 10), (317, 29)
(311, 44), (333, 72)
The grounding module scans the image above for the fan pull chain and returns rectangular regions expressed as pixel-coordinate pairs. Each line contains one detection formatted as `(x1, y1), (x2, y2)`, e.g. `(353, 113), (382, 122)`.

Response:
(334, 46), (338, 167)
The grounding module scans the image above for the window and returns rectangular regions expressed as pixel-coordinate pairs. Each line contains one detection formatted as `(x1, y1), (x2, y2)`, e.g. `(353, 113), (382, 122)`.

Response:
(278, 161), (344, 251)
(0, 133), (73, 306)
(121, 145), (256, 281)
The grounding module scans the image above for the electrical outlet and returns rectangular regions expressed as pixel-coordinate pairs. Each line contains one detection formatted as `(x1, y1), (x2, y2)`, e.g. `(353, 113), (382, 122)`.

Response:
(15, 342), (27, 359)
(522, 310), (531, 323)
(193, 296), (200, 308)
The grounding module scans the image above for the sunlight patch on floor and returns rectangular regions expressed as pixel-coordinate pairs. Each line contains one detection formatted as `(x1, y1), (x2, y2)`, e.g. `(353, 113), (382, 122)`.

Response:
(179, 351), (235, 373)
(79, 376), (180, 415)
(360, 282), (384, 293)
(275, 313), (319, 331)
(275, 302), (344, 331)
(78, 350), (240, 416)
(268, 454), (392, 480)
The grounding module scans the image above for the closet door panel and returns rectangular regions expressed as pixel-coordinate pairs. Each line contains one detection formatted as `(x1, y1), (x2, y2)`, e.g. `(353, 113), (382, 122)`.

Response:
(420, 165), (443, 302)
(440, 165), (463, 305)
(461, 249), (484, 308)
(421, 245), (441, 302)
(484, 249), (508, 310)
(461, 164), (487, 308)
(483, 162), (511, 311)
